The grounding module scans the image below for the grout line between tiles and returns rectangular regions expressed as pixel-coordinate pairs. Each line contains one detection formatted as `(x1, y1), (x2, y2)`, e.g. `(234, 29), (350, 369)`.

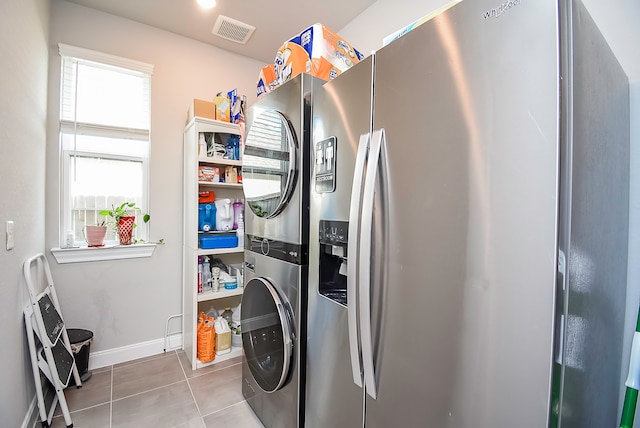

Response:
(179, 350), (207, 427)
(112, 350), (178, 371)
(186, 361), (243, 381)
(111, 378), (189, 403)
(199, 399), (250, 419)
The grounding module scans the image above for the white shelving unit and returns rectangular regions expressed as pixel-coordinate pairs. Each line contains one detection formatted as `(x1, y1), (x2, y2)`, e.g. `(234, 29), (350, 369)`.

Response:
(183, 117), (244, 371)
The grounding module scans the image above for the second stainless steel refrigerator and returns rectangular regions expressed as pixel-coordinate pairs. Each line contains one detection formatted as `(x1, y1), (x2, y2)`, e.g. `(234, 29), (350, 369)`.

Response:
(306, 0), (629, 427)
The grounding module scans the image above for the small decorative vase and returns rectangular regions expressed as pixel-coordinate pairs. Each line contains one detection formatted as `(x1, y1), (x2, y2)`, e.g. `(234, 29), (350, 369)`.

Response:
(85, 225), (107, 247)
(117, 216), (136, 245)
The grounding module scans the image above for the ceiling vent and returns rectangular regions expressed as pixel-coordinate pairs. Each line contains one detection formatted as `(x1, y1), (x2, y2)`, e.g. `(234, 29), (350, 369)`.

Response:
(212, 15), (256, 44)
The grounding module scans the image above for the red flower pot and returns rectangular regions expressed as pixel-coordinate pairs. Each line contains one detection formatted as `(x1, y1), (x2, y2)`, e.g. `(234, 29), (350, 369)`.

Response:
(117, 216), (136, 245)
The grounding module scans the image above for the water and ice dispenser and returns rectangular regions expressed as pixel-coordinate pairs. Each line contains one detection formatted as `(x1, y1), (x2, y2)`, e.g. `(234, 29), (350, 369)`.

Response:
(318, 220), (349, 306)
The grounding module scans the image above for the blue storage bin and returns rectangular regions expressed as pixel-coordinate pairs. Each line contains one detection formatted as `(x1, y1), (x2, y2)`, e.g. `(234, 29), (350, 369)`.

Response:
(199, 235), (238, 249)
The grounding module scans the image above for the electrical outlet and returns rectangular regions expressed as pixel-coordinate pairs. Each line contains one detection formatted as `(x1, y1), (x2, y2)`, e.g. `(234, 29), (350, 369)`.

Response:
(6, 221), (14, 250)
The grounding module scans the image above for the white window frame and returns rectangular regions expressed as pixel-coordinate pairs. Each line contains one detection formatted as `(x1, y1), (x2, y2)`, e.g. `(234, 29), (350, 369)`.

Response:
(51, 44), (155, 264)
(60, 149), (149, 243)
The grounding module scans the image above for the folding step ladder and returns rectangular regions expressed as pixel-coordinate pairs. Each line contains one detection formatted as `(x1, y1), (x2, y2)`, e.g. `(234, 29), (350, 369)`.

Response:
(24, 253), (82, 428)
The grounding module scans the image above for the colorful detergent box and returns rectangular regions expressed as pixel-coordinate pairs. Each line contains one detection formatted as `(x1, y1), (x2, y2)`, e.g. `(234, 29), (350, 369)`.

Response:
(214, 95), (230, 122)
(293, 24), (365, 80)
(273, 41), (313, 88)
(257, 64), (277, 97)
(199, 235), (238, 249)
(227, 88), (241, 124)
(259, 23), (364, 97)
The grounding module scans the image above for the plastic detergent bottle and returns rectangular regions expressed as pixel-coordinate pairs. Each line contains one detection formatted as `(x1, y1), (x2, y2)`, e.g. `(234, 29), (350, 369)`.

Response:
(198, 134), (207, 156)
(221, 308), (234, 325)
(202, 257), (211, 291)
(236, 212), (244, 248)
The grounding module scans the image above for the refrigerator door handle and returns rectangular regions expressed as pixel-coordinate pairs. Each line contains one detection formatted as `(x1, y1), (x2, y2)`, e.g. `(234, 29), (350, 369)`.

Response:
(555, 250), (567, 364)
(347, 132), (370, 388)
(359, 128), (385, 400)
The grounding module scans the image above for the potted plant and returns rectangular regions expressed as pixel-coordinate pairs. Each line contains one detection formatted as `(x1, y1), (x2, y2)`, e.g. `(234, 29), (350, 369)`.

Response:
(84, 220), (108, 247)
(99, 202), (150, 245)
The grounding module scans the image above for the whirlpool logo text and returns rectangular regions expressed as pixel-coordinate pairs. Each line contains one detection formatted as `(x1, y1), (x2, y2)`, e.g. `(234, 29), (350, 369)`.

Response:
(483, 0), (523, 19)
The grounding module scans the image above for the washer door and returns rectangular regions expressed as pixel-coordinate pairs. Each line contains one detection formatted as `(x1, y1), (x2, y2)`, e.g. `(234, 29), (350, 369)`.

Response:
(241, 277), (294, 393)
(242, 110), (298, 219)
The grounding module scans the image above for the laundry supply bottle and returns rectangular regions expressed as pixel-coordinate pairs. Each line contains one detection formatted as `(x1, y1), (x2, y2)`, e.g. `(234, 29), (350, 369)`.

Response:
(197, 256), (203, 293)
(202, 257), (212, 292)
(233, 199), (244, 229)
(221, 308), (234, 325)
(198, 134), (207, 157)
(236, 212), (244, 248)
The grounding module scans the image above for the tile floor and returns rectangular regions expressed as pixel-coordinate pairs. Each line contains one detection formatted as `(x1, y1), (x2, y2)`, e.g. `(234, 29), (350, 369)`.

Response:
(43, 350), (264, 428)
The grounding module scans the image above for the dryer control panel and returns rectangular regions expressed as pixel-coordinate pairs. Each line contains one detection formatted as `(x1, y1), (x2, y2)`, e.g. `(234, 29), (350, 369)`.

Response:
(246, 234), (307, 265)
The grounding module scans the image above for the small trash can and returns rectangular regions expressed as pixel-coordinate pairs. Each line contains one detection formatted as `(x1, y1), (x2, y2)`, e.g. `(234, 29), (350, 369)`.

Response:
(67, 328), (93, 386)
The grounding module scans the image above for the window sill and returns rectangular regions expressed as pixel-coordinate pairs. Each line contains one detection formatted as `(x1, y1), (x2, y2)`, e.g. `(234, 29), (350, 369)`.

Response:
(50, 243), (156, 264)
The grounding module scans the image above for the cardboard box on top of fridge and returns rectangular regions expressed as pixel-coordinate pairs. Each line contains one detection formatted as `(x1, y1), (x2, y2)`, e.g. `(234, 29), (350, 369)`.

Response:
(292, 23), (365, 79)
(187, 99), (216, 122)
(257, 64), (277, 97)
(273, 41), (313, 89)
(258, 24), (365, 97)
(214, 95), (230, 122)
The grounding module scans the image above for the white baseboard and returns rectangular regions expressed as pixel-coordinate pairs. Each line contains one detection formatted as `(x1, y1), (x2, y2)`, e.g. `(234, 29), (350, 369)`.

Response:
(89, 334), (183, 370)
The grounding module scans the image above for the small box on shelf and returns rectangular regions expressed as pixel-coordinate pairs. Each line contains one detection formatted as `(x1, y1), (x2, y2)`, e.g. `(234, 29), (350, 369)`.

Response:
(188, 99), (216, 122)
(198, 166), (220, 183)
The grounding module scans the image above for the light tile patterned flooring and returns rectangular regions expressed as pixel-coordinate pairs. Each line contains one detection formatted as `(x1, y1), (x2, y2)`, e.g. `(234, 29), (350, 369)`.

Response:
(42, 350), (264, 428)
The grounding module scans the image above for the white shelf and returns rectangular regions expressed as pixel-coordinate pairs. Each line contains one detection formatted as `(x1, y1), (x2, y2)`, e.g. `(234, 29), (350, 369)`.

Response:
(197, 287), (243, 302)
(197, 246), (244, 256)
(184, 115), (245, 371)
(50, 243), (156, 264)
(198, 181), (243, 189)
(187, 116), (240, 134)
(198, 156), (242, 167)
(195, 346), (243, 369)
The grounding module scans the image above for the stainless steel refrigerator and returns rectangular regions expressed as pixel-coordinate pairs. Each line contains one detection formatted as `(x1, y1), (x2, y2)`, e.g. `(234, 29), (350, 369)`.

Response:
(305, 0), (630, 427)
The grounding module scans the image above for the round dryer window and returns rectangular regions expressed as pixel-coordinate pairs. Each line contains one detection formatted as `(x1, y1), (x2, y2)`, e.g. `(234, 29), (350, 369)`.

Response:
(242, 110), (297, 219)
(241, 277), (294, 393)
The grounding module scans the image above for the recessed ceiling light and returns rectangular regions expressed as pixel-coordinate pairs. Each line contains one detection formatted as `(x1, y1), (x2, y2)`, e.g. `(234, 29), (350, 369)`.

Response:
(197, 0), (216, 9)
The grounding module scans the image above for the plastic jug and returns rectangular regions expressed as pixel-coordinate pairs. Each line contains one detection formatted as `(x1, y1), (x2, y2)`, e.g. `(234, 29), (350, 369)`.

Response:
(233, 199), (244, 229)
(215, 199), (234, 231)
(198, 203), (216, 231)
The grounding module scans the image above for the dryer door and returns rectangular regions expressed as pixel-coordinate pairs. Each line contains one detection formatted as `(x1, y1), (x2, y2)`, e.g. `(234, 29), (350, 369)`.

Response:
(241, 277), (294, 393)
(242, 110), (298, 219)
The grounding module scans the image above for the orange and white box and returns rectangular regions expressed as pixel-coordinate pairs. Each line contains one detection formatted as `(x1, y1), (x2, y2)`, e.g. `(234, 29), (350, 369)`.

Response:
(293, 24), (365, 81)
(214, 96), (230, 122)
(257, 63), (277, 97)
(273, 41), (313, 87)
(198, 166), (219, 183)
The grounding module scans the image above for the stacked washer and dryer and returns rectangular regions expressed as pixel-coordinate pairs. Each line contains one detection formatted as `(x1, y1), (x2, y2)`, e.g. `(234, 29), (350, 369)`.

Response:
(240, 74), (322, 428)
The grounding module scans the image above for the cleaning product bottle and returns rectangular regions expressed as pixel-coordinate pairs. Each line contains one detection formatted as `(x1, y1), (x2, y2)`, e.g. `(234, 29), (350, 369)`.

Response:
(202, 257), (211, 292)
(198, 134), (207, 157)
(233, 199), (244, 229)
(197, 256), (203, 294)
(221, 307), (234, 325)
(236, 212), (244, 248)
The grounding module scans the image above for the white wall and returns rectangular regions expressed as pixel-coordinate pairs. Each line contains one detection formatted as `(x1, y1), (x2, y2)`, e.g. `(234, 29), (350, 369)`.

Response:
(0, 0), (50, 426)
(46, 0), (264, 356)
(340, 0), (640, 423)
